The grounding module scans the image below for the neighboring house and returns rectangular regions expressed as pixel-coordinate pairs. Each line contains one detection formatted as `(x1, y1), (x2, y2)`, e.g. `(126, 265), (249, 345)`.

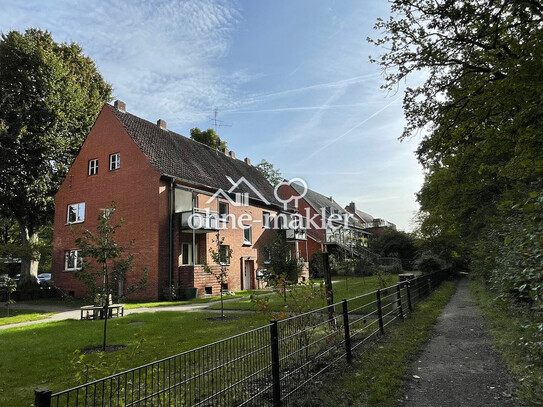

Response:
(52, 101), (307, 300)
(344, 202), (397, 236)
(277, 184), (370, 261)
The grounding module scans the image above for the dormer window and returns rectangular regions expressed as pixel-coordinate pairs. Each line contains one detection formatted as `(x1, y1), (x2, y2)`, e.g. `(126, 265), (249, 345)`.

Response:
(109, 153), (120, 171)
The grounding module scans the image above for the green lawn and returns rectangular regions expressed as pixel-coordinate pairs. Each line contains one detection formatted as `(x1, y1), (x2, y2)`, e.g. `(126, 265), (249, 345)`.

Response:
(208, 275), (398, 313)
(0, 308), (54, 326)
(0, 311), (270, 407)
(123, 289), (269, 309)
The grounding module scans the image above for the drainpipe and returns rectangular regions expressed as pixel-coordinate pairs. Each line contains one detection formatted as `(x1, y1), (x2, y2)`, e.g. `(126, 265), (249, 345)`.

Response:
(169, 179), (174, 291)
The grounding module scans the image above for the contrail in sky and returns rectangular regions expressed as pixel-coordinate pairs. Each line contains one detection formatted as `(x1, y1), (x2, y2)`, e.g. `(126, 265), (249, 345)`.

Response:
(299, 95), (403, 163)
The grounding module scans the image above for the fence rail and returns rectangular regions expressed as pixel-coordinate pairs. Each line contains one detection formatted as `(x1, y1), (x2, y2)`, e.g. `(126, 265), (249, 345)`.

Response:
(35, 269), (450, 407)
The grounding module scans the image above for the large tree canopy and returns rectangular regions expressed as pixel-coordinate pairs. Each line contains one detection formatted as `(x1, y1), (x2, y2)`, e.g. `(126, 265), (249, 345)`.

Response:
(370, 0), (543, 321)
(0, 28), (112, 284)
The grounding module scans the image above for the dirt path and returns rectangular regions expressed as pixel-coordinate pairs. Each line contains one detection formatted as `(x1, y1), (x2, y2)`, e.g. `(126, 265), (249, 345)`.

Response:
(401, 278), (518, 406)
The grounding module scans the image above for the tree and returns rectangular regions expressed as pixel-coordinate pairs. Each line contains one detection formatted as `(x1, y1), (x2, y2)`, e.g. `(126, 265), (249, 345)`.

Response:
(0, 29), (112, 287)
(190, 127), (227, 150)
(256, 159), (283, 186)
(369, 0), (543, 257)
(75, 204), (147, 351)
(262, 234), (304, 285)
(369, 229), (417, 270)
(204, 231), (232, 320)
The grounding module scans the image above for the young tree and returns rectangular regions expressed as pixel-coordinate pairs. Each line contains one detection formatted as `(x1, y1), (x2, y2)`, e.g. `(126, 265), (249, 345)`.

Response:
(0, 29), (112, 287)
(190, 127), (227, 150)
(75, 204), (147, 351)
(204, 231), (232, 320)
(255, 159), (283, 186)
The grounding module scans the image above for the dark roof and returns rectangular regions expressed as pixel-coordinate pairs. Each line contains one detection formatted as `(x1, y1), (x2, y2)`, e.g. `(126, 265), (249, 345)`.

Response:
(107, 104), (282, 207)
(290, 182), (345, 214)
(353, 208), (374, 224)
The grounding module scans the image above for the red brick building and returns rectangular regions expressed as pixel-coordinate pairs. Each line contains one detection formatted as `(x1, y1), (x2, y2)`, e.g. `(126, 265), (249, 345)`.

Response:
(277, 184), (370, 261)
(52, 101), (307, 300)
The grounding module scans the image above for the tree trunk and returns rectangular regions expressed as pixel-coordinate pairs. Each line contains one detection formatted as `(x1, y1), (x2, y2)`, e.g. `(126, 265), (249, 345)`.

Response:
(18, 224), (40, 287)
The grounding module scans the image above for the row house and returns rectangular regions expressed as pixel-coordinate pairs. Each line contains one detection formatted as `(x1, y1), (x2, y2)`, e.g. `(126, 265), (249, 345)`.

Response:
(277, 183), (370, 261)
(345, 202), (397, 236)
(52, 101), (307, 300)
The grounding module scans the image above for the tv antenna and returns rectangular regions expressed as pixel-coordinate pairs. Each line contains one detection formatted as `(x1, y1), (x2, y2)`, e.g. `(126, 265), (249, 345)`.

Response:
(209, 108), (231, 133)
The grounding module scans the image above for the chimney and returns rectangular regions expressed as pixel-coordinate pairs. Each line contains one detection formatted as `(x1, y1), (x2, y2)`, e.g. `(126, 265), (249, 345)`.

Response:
(348, 202), (356, 211)
(229, 150), (236, 159)
(222, 147), (229, 156)
(329, 196), (333, 201)
(114, 100), (126, 113)
(244, 157), (251, 165)
(157, 119), (167, 130)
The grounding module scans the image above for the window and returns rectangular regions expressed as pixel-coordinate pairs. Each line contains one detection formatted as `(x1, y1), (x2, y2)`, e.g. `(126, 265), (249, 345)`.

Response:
(262, 212), (271, 229)
(64, 250), (82, 270)
(219, 244), (231, 265)
(67, 203), (85, 224)
(181, 243), (199, 265)
(218, 202), (229, 221)
(263, 248), (271, 264)
(243, 226), (252, 245)
(109, 153), (120, 171)
(88, 159), (98, 175)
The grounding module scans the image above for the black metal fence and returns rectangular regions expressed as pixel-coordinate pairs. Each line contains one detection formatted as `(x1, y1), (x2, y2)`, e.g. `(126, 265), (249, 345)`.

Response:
(35, 269), (450, 407)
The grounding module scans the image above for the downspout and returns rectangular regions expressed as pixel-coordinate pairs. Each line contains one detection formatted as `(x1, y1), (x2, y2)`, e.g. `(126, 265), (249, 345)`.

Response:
(169, 179), (174, 292)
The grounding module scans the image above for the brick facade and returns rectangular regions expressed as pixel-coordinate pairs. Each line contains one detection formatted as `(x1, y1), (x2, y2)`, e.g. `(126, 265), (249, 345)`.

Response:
(52, 102), (308, 300)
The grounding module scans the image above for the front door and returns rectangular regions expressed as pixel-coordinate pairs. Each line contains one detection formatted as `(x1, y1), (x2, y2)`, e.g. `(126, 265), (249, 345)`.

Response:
(244, 261), (254, 290)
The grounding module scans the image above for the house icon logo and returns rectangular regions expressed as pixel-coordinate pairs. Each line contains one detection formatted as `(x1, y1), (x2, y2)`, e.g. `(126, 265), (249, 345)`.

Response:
(206, 176), (271, 206)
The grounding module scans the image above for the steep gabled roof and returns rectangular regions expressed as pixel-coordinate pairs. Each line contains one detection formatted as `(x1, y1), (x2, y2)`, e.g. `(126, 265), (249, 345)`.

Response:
(290, 182), (345, 214)
(107, 104), (281, 207)
(352, 208), (374, 224)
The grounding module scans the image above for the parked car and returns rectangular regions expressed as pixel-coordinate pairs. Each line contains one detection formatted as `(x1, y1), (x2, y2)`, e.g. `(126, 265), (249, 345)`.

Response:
(37, 273), (52, 285)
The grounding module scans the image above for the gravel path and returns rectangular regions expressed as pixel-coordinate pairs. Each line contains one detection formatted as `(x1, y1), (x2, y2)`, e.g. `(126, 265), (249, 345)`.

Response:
(401, 278), (518, 406)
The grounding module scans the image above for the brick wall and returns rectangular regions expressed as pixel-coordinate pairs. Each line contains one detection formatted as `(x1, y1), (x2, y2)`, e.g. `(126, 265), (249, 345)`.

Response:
(52, 106), (163, 300)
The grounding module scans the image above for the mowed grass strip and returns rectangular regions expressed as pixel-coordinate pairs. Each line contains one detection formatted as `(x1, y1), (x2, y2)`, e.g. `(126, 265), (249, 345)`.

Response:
(0, 311), (270, 407)
(0, 309), (54, 326)
(308, 279), (457, 407)
(471, 280), (543, 406)
(208, 275), (398, 312)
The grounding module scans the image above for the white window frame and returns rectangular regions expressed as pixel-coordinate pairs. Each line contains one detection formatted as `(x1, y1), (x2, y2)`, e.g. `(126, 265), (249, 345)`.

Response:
(67, 203), (85, 224)
(218, 201), (229, 221)
(181, 242), (199, 265)
(64, 249), (82, 271)
(243, 225), (252, 245)
(219, 244), (231, 265)
(88, 159), (98, 175)
(109, 153), (120, 171)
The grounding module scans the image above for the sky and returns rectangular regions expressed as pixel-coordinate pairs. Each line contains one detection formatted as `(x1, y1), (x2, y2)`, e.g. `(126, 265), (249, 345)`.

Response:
(0, 0), (424, 231)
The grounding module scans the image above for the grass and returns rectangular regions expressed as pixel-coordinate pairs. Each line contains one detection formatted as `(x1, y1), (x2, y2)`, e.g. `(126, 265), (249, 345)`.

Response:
(0, 308), (54, 326)
(208, 275), (398, 313)
(0, 311), (271, 407)
(123, 289), (269, 309)
(470, 280), (543, 406)
(305, 279), (458, 407)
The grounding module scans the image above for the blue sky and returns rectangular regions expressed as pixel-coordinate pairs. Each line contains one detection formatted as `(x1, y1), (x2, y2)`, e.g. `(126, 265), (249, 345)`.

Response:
(1, 0), (423, 231)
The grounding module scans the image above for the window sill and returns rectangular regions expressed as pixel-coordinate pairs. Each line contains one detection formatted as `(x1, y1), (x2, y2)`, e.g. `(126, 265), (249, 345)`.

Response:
(65, 221), (84, 226)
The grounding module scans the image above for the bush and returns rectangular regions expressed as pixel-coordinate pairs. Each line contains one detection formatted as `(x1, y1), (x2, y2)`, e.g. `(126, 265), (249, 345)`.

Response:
(415, 253), (445, 274)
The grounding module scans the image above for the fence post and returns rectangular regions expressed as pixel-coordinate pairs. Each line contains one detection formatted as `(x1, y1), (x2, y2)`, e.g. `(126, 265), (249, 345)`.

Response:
(376, 289), (384, 334)
(342, 299), (352, 363)
(34, 389), (52, 407)
(396, 284), (404, 319)
(405, 281), (413, 313)
(270, 320), (281, 407)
